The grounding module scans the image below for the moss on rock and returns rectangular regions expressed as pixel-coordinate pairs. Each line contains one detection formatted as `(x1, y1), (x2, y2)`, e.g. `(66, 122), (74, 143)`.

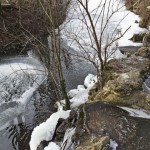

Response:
(76, 136), (109, 150)
(135, 47), (150, 58)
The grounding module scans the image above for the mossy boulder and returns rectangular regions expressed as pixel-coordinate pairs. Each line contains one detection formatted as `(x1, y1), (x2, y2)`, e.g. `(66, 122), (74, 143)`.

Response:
(76, 136), (109, 150)
(89, 55), (150, 110)
(92, 70), (150, 110)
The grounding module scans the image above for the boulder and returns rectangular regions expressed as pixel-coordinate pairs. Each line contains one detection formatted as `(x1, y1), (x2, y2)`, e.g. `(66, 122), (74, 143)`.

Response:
(135, 47), (150, 58)
(129, 33), (145, 42)
(92, 70), (150, 110)
(105, 56), (150, 74)
(89, 55), (150, 110)
(74, 102), (150, 150)
(76, 136), (109, 150)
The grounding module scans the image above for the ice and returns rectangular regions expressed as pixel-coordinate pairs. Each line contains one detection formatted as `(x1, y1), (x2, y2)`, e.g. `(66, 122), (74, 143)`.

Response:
(0, 63), (36, 78)
(0, 87), (36, 131)
(119, 106), (150, 119)
(61, 128), (76, 150)
(30, 110), (70, 150)
(143, 82), (150, 93)
(17, 87), (36, 105)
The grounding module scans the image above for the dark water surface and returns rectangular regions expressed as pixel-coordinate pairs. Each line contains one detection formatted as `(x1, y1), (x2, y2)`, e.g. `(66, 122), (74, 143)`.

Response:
(0, 54), (95, 150)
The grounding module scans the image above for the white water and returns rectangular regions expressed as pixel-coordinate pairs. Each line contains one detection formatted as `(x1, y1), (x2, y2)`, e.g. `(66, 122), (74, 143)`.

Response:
(0, 57), (46, 131)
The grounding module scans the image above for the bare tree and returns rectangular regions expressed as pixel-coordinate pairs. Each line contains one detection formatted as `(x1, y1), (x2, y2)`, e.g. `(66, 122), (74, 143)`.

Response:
(62, 0), (130, 88)
(37, 0), (71, 110)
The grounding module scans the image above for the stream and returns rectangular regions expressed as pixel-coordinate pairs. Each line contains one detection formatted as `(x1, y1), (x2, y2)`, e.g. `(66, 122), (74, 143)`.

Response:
(0, 53), (95, 150)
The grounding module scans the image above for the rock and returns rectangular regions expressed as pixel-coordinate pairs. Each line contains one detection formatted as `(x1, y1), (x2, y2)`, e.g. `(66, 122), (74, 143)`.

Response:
(125, 0), (150, 28)
(76, 136), (109, 150)
(92, 70), (150, 109)
(129, 33), (145, 43)
(53, 110), (78, 141)
(37, 140), (49, 150)
(135, 47), (150, 58)
(102, 69), (142, 95)
(143, 34), (150, 47)
(74, 102), (150, 150)
(105, 56), (150, 74)
(139, 19), (148, 28)
(89, 55), (150, 110)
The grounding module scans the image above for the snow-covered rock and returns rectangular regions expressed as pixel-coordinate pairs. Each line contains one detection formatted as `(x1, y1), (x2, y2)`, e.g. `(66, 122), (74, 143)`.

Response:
(30, 110), (70, 150)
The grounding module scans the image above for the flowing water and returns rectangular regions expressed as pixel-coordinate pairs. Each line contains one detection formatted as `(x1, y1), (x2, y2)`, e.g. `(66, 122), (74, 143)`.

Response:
(0, 53), (95, 150)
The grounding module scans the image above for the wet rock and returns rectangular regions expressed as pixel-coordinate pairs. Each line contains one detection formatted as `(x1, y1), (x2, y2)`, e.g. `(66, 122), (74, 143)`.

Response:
(74, 102), (150, 150)
(37, 140), (49, 150)
(54, 110), (78, 141)
(76, 136), (110, 150)
(119, 46), (140, 55)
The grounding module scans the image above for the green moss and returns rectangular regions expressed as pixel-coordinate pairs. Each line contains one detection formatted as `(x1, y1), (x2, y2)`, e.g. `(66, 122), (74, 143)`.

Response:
(76, 136), (109, 150)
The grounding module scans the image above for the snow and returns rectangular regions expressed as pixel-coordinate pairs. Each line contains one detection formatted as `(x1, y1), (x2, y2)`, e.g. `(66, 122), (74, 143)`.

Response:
(70, 74), (97, 108)
(84, 74), (97, 88)
(30, 110), (70, 150)
(109, 139), (118, 150)
(61, 0), (147, 63)
(30, 73), (96, 149)
(44, 142), (60, 150)
(119, 106), (150, 119)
